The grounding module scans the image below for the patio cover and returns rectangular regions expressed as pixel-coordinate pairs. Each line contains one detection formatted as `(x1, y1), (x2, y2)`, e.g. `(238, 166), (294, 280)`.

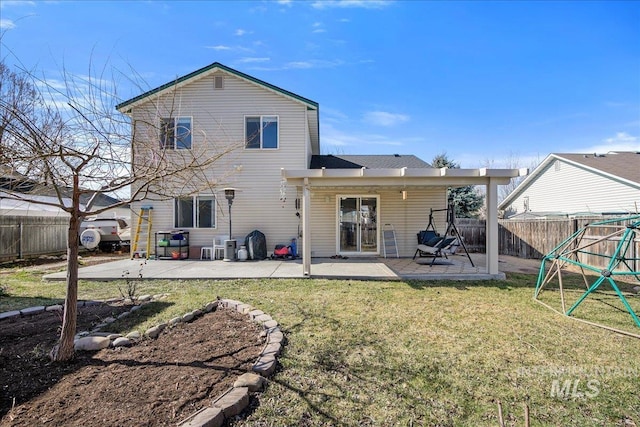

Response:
(282, 166), (528, 277)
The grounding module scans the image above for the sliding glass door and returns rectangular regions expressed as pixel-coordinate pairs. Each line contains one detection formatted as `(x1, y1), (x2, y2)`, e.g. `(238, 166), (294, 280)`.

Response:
(338, 196), (378, 254)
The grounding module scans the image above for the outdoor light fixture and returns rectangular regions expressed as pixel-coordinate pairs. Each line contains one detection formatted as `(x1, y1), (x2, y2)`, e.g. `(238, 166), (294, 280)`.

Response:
(224, 188), (236, 203)
(223, 188), (236, 238)
(222, 188), (238, 262)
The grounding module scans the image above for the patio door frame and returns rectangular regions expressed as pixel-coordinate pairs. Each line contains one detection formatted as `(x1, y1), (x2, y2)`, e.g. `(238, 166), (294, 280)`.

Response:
(336, 195), (380, 256)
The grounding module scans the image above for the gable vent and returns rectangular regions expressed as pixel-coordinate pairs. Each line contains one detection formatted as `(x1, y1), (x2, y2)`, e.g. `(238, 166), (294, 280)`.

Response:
(213, 75), (224, 89)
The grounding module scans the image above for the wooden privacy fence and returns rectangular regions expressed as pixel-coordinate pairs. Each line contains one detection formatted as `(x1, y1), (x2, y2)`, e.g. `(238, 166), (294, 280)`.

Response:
(455, 218), (486, 253)
(457, 216), (639, 267)
(0, 216), (69, 261)
(571, 219), (639, 272)
(2, 214), (637, 265)
(497, 219), (580, 259)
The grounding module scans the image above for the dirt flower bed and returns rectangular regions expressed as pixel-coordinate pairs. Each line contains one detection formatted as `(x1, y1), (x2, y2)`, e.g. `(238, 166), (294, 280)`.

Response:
(0, 304), (263, 426)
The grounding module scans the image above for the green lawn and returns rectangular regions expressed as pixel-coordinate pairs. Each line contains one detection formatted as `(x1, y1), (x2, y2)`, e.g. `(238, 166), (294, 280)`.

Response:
(1, 268), (639, 426)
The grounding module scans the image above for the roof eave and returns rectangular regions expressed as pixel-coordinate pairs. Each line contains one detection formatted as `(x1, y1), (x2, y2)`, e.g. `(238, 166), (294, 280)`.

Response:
(115, 62), (319, 113)
(283, 167), (526, 185)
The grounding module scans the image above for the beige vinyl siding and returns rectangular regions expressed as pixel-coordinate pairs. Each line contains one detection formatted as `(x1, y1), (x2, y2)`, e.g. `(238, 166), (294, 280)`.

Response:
(308, 188), (447, 257)
(380, 188), (448, 257)
(129, 71), (311, 252)
(126, 69), (455, 259)
(508, 160), (640, 215)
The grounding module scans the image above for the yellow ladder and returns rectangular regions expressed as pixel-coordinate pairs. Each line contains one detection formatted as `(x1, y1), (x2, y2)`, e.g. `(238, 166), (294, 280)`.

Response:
(131, 206), (153, 259)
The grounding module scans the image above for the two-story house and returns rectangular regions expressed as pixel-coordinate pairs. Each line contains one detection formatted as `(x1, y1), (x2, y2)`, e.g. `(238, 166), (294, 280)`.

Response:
(117, 62), (525, 276)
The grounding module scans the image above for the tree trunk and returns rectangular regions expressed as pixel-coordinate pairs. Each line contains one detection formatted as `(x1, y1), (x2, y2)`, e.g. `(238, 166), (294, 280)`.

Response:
(50, 181), (81, 362)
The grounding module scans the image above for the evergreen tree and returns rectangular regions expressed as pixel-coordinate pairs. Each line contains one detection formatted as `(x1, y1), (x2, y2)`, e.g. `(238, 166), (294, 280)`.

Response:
(431, 153), (484, 218)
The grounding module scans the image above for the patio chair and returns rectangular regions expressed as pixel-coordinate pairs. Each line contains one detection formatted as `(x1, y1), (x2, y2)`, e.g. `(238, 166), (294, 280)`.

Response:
(213, 235), (229, 260)
(413, 236), (460, 266)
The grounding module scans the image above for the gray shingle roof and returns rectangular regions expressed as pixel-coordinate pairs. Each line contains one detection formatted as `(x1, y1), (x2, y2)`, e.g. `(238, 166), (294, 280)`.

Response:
(310, 154), (431, 169)
(556, 151), (640, 184)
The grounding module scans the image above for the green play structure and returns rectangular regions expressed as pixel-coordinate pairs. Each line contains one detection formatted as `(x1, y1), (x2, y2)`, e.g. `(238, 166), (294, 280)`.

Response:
(535, 215), (640, 336)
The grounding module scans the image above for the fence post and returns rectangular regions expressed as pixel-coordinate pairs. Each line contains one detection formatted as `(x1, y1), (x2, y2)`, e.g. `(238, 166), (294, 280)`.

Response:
(18, 221), (23, 259)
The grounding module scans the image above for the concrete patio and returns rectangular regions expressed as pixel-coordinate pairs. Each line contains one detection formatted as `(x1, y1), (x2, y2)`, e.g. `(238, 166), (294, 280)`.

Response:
(43, 253), (541, 281)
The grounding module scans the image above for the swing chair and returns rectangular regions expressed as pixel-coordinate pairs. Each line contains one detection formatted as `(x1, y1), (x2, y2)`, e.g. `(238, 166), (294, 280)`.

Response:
(535, 215), (640, 337)
(413, 197), (475, 267)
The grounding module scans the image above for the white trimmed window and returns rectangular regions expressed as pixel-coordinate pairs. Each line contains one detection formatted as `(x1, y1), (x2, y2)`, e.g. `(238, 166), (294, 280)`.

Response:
(245, 115), (278, 149)
(161, 117), (192, 150)
(174, 195), (216, 228)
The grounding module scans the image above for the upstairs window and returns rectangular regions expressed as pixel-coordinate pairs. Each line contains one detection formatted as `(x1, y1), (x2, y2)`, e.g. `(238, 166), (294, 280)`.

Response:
(161, 117), (192, 150)
(246, 115), (278, 149)
(174, 195), (216, 228)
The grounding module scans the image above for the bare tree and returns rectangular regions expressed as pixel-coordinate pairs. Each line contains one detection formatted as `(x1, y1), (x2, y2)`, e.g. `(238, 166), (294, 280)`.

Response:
(0, 59), (242, 361)
(482, 152), (540, 204)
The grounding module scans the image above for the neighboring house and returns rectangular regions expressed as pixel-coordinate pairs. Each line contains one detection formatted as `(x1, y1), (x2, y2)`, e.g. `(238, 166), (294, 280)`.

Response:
(499, 152), (640, 219)
(0, 168), (128, 219)
(81, 193), (131, 221)
(0, 192), (72, 217)
(116, 62), (525, 275)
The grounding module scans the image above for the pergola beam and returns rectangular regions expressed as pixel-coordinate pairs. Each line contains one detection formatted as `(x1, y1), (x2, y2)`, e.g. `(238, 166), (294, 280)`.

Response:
(283, 167), (528, 277)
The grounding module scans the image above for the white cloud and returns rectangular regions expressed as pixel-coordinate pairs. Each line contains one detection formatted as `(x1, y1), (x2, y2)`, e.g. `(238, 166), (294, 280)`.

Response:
(604, 101), (630, 108)
(600, 132), (640, 151)
(0, 19), (16, 29)
(573, 132), (640, 155)
(0, 1), (36, 8)
(249, 4), (268, 13)
(247, 59), (345, 72)
(284, 59), (344, 69)
(235, 28), (248, 36)
(363, 111), (409, 127)
(286, 61), (314, 69)
(205, 45), (232, 51)
(321, 123), (405, 151)
(319, 123), (427, 155)
(311, 0), (393, 10)
(312, 22), (326, 33)
(322, 106), (350, 123)
(205, 44), (255, 54)
(276, 0), (292, 5)
(237, 57), (270, 63)
(603, 132), (637, 145)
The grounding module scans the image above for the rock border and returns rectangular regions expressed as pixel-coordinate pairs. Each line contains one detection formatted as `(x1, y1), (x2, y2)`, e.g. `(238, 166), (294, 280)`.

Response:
(1, 297), (284, 427)
(176, 299), (283, 427)
(0, 297), (134, 322)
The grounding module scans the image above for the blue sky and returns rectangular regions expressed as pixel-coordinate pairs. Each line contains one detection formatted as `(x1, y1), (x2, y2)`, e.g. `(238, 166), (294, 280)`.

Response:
(1, 0), (639, 168)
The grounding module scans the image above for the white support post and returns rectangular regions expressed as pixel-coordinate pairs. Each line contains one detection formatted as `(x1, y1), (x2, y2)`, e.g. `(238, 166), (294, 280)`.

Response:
(302, 178), (311, 276)
(486, 178), (499, 274)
